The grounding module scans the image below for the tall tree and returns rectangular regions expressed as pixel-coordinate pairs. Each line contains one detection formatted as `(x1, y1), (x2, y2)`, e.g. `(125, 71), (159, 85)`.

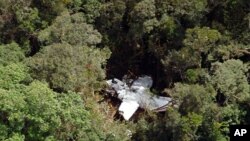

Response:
(27, 43), (110, 92)
(211, 59), (249, 104)
(38, 11), (102, 47)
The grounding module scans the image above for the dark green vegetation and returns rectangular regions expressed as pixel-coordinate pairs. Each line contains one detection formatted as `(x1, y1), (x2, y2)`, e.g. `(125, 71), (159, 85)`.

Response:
(0, 0), (249, 140)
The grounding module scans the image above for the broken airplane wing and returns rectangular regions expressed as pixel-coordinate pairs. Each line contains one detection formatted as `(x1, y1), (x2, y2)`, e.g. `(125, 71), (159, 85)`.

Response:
(119, 100), (139, 120)
(106, 75), (172, 120)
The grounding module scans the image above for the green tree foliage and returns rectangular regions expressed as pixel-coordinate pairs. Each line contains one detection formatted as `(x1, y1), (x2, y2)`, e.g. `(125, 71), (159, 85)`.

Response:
(27, 43), (110, 92)
(127, 0), (179, 41)
(35, 0), (68, 17)
(0, 42), (25, 66)
(177, 112), (203, 141)
(157, 14), (178, 38)
(39, 11), (102, 47)
(80, 0), (102, 23)
(0, 62), (105, 140)
(128, 0), (156, 36)
(96, 0), (126, 39)
(183, 27), (221, 54)
(208, 43), (250, 61)
(210, 59), (249, 104)
(156, 0), (207, 25)
(0, 0), (250, 140)
(222, 0), (249, 39)
(162, 27), (222, 73)
(0, 0), (46, 53)
(0, 49), (126, 140)
(170, 83), (215, 115)
(185, 68), (208, 84)
(136, 81), (246, 141)
(133, 84), (215, 141)
(15, 7), (43, 32)
(0, 81), (96, 140)
(24, 82), (94, 140)
(198, 103), (228, 141)
(0, 63), (30, 90)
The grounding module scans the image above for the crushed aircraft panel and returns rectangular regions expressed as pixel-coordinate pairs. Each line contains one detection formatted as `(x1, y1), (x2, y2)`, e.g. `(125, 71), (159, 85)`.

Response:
(106, 76), (172, 120)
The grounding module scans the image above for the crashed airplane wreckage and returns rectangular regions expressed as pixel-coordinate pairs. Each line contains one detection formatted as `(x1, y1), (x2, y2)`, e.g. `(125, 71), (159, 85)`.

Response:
(106, 76), (173, 120)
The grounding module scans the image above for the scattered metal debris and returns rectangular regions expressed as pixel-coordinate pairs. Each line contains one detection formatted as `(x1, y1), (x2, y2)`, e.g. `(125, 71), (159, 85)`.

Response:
(106, 76), (172, 120)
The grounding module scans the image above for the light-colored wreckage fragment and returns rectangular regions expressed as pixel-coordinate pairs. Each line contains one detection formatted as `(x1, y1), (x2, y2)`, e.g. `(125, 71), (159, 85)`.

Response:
(106, 76), (172, 120)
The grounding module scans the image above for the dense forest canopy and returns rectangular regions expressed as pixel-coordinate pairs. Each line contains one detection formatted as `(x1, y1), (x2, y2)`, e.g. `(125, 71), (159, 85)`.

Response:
(0, 0), (249, 140)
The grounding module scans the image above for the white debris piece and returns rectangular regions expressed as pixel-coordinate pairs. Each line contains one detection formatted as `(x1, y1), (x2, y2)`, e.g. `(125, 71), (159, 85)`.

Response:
(119, 100), (139, 120)
(106, 76), (172, 120)
(132, 76), (153, 88)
